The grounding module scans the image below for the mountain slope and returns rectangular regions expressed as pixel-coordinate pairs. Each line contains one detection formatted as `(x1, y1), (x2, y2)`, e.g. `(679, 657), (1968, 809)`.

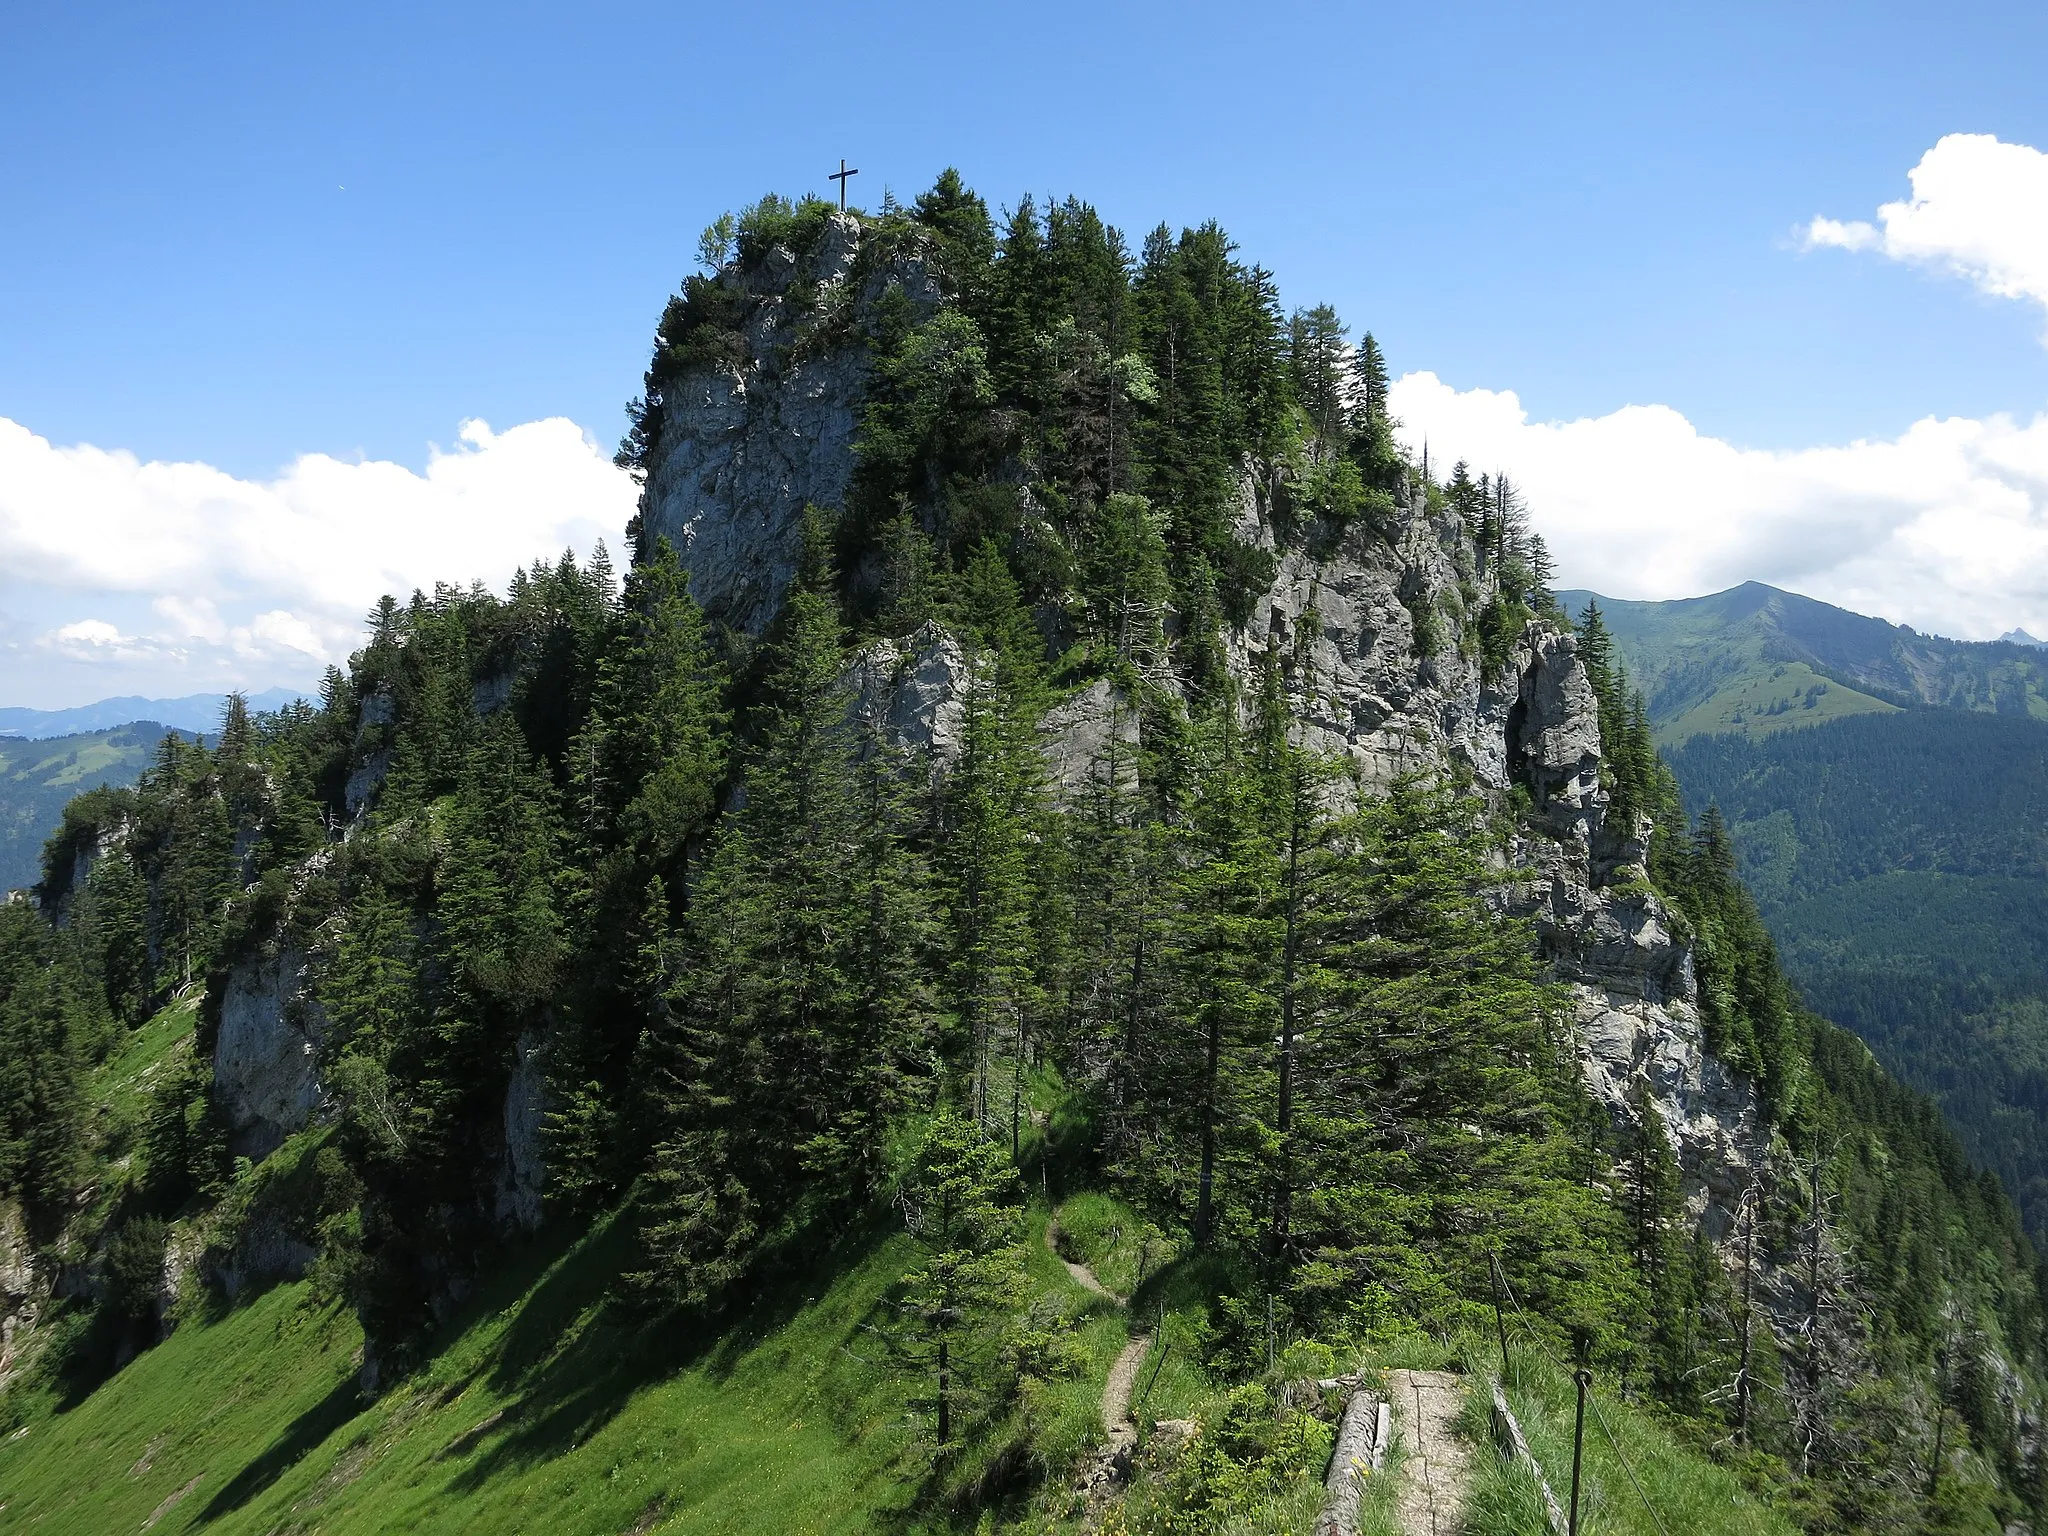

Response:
(1558, 581), (2048, 742)
(0, 182), (2040, 1533)
(1668, 711), (2048, 1239)
(0, 724), (196, 893)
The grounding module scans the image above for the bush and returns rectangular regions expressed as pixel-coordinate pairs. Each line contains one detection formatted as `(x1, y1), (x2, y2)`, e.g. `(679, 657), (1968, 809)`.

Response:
(103, 1215), (166, 1323)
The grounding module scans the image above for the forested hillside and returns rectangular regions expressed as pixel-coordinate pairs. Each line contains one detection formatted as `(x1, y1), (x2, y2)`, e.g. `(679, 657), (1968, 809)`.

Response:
(0, 724), (197, 894)
(0, 179), (2040, 1534)
(1669, 711), (2048, 1242)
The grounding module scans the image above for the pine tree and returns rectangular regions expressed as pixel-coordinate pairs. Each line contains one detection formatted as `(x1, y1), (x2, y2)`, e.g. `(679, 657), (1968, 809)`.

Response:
(0, 905), (90, 1235)
(639, 583), (902, 1298)
(1354, 332), (1390, 425)
(1623, 1083), (1697, 1398)
(1165, 722), (1279, 1250)
(1287, 303), (1350, 456)
(1082, 494), (1171, 670)
(1292, 775), (1639, 1343)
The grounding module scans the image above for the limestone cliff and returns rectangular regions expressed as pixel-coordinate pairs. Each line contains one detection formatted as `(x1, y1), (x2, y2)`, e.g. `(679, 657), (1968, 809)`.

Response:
(635, 210), (938, 636)
(214, 940), (328, 1162)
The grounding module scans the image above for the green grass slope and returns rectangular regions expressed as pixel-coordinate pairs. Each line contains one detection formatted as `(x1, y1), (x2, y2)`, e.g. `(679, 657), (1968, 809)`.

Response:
(1557, 582), (2048, 742)
(2, 1013), (1138, 1535)
(0, 1201), (1131, 1534)
(0, 1040), (1940, 1536)
(0, 724), (187, 893)
(1462, 1345), (1801, 1536)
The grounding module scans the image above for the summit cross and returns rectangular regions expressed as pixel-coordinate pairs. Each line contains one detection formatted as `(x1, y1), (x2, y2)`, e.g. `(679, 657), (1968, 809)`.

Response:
(829, 157), (858, 209)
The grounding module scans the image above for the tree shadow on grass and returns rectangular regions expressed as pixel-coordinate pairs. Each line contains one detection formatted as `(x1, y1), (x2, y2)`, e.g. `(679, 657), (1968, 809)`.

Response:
(195, 1374), (363, 1521)
(445, 1200), (900, 1493)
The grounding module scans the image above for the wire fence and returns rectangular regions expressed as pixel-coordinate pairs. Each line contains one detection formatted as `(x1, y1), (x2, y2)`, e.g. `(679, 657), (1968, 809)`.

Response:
(1487, 1254), (1769, 1536)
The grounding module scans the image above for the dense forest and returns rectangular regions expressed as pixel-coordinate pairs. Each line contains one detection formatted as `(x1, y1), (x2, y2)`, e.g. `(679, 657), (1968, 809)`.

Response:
(1669, 711), (2048, 1245)
(0, 177), (2044, 1533)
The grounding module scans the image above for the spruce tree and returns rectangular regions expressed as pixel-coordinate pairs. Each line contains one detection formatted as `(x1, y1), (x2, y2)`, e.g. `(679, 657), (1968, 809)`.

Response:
(892, 1107), (1026, 1446)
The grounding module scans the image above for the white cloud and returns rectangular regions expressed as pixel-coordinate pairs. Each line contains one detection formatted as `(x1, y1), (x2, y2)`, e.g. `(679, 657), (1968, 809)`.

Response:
(1803, 133), (2048, 337)
(1391, 371), (2048, 641)
(0, 416), (638, 702)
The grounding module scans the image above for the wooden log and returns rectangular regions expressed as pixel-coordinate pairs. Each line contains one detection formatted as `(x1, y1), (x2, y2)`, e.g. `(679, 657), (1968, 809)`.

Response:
(1489, 1376), (1568, 1536)
(1314, 1389), (1382, 1536)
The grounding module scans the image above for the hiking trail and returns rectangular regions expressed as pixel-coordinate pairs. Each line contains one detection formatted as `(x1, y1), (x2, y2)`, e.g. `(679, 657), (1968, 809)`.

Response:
(1387, 1369), (1473, 1536)
(1047, 1218), (1156, 1521)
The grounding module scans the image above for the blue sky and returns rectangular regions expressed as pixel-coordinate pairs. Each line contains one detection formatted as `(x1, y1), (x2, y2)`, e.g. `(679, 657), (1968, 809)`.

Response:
(5, 1), (2048, 703)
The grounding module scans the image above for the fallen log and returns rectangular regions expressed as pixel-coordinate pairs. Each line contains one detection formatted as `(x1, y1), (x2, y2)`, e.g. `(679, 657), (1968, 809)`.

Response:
(1313, 1389), (1385, 1536)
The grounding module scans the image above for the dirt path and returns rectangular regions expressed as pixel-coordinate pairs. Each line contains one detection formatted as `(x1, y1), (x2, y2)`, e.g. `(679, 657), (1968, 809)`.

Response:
(1046, 1219), (1121, 1303)
(1387, 1369), (1472, 1536)
(1049, 1217), (1157, 1520)
(1100, 1336), (1151, 1442)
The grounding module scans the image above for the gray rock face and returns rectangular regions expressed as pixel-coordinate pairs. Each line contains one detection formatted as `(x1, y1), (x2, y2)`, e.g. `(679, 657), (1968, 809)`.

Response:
(1576, 988), (1762, 1234)
(637, 212), (941, 636)
(845, 625), (1143, 801)
(1040, 679), (1141, 798)
(848, 624), (970, 764)
(495, 1030), (547, 1232)
(1221, 487), (1507, 796)
(345, 688), (397, 819)
(0, 1199), (46, 1392)
(214, 944), (327, 1161)
(1513, 629), (1604, 842)
(472, 668), (516, 718)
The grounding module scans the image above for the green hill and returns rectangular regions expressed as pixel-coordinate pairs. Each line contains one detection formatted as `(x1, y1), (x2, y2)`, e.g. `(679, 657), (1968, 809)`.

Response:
(0, 724), (190, 894)
(1557, 582), (2048, 743)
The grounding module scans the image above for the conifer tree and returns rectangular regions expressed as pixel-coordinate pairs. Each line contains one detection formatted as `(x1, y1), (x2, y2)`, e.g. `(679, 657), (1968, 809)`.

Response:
(640, 579), (908, 1296)
(1166, 723), (1280, 1249)
(0, 905), (89, 1234)
(892, 1107), (1026, 1446)
(943, 656), (1041, 1135)
(1287, 303), (1350, 456)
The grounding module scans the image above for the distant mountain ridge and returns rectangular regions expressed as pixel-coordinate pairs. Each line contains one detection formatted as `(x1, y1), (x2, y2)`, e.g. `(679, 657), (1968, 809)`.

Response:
(1556, 581), (2048, 742)
(0, 686), (309, 740)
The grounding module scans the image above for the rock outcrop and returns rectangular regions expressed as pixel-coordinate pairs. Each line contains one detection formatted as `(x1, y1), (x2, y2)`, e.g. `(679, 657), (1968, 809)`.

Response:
(636, 211), (940, 637)
(495, 1030), (548, 1233)
(214, 943), (328, 1161)
(848, 623), (970, 764)
(0, 1200), (47, 1392)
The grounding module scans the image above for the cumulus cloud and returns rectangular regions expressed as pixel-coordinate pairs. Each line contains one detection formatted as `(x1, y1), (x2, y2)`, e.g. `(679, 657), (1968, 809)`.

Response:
(0, 417), (638, 702)
(1803, 133), (2048, 336)
(1391, 371), (2048, 640)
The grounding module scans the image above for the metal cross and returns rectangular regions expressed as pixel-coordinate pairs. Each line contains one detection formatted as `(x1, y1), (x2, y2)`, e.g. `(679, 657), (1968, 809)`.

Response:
(829, 157), (858, 210)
